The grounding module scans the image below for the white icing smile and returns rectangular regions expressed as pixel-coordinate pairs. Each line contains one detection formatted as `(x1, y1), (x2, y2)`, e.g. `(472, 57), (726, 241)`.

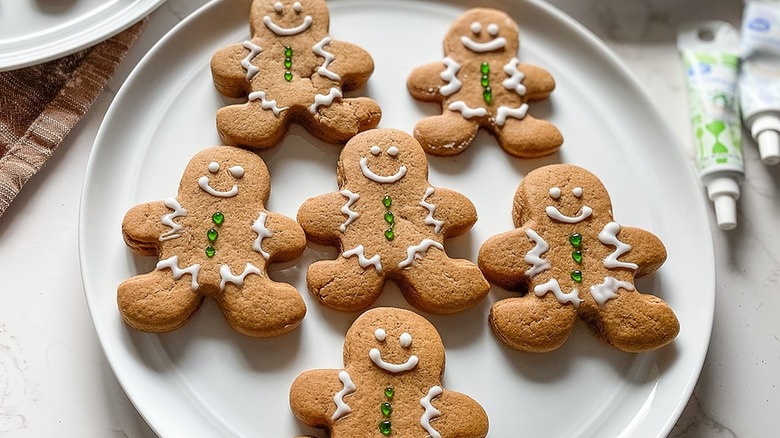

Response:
(263, 15), (313, 36)
(370, 329), (418, 373)
(198, 161), (243, 198)
(359, 157), (407, 183)
(545, 205), (593, 223)
(460, 35), (506, 52)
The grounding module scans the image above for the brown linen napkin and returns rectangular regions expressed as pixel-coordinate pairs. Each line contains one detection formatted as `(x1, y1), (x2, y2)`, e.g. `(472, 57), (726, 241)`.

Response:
(0, 20), (146, 218)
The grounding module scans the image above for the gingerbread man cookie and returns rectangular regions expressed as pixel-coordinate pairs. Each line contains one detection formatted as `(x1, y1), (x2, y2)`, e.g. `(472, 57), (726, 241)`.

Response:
(407, 8), (562, 158)
(118, 147), (306, 337)
(297, 129), (489, 314)
(211, 0), (381, 149)
(290, 307), (489, 437)
(478, 164), (679, 353)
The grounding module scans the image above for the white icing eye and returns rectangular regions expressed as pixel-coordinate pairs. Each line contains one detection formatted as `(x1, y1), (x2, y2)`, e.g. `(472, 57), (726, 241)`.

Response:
(470, 21), (482, 34)
(399, 332), (412, 348)
(208, 162), (219, 173)
(273, 1), (283, 12)
(374, 328), (387, 342)
(573, 187), (583, 198)
(549, 187), (561, 199)
(370, 145), (381, 155)
(293, 1), (302, 12)
(487, 23), (499, 36)
(228, 165), (245, 178)
(387, 146), (399, 157)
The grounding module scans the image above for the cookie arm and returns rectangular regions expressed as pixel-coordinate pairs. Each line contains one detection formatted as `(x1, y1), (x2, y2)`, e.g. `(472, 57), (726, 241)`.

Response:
(616, 226), (668, 277)
(289, 369), (345, 427)
(211, 42), (254, 98)
(478, 226), (536, 291)
(517, 63), (555, 101)
(121, 201), (170, 257)
(428, 389), (489, 438)
(258, 212), (306, 263)
(297, 192), (351, 245)
(407, 62), (448, 103)
(422, 187), (477, 237)
(322, 41), (375, 91)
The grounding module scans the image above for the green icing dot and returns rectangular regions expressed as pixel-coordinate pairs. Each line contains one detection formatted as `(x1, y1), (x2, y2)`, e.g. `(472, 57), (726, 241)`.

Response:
(284, 71), (293, 81)
(384, 387), (394, 399)
(380, 402), (393, 417)
(572, 250), (582, 264)
(284, 58), (292, 69)
(384, 212), (394, 224)
(382, 195), (392, 208)
(379, 420), (392, 436)
(480, 61), (490, 75)
(480, 74), (489, 87)
(571, 270), (583, 283)
(205, 245), (216, 258)
(384, 228), (395, 241)
(483, 87), (493, 105)
(284, 46), (293, 57)
(207, 228), (218, 243)
(212, 212), (224, 225)
(569, 232), (582, 248)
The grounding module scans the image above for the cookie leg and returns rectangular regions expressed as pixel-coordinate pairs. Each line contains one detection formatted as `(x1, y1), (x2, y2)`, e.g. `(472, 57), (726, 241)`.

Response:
(394, 249), (489, 314)
(117, 271), (203, 333)
(489, 294), (578, 352)
(307, 257), (385, 312)
(579, 291), (680, 353)
(491, 115), (563, 158)
(413, 111), (480, 156)
(216, 103), (288, 149)
(307, 97), (381, 143)
(215, 274), (306, 337)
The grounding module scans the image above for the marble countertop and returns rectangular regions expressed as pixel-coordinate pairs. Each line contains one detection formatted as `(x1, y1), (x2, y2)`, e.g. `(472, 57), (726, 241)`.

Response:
(1, 0), (777, 436)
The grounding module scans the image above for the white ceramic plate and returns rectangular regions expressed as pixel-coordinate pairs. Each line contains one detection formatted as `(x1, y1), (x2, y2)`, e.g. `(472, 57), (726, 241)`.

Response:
(0, 0), (164, 71)
(79, 0), (714, 436)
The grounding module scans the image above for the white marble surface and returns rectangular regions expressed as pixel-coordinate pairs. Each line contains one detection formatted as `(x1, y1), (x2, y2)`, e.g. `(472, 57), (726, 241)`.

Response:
(0, 0), (777, 436)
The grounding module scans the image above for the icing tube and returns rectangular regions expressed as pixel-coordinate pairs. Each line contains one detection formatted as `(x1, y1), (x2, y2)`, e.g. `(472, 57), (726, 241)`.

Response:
(677, 21), (744, 230)
(740, 0), (780, 165)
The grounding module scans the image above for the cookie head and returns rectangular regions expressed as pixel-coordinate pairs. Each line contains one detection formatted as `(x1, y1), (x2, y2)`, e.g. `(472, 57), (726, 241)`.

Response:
(338, 129), (428, 187)
(250, 0), (329, 40)
(180, 147), (271, 202)
(516, 164), (611, 226)
(343, 308), (445, 379)
(444, 8), (519, 59)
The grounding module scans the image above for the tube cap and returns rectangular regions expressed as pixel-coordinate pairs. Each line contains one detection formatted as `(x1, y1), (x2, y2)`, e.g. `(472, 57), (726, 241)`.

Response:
(751, 115), (780, 165)
(706, 176), (740, 231)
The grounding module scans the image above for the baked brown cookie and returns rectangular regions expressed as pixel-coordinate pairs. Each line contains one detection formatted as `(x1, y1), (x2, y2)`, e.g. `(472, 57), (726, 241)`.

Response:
(290, 307), (489, 437)
(211, 0), (381, 149)
(118, 147), (306, 337)
(478, 164), (679, 352)
(407, 7), (562, 157)
(297, 128), (489, 314)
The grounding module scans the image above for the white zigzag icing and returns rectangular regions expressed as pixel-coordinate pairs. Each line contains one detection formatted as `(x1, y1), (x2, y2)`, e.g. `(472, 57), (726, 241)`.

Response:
(310, 87), (342, 114)
(419, 386), (443, 438)
(343, 245), (382, 272)
(159, 197), (187, 241)
(251, 212), (273, 260)
(439, 57), (462, 96)
(156, 256), (200, 291)
(312, 36), (340, 81)
(598, 222), (638, 270)
(501, 57), (527, 95)
(419, 187), (443, 233)
(219, 263), (262, 291)
(241, 40), (262, 81)
(590, 276), (634, 306)
(248, 90), (287, 116)
(398, 239), (444, 269)
(524, 228), (550, 277)
(331, 370), (356, 420)
(339, 189), (360, 233)
(534, 278), (581, 307)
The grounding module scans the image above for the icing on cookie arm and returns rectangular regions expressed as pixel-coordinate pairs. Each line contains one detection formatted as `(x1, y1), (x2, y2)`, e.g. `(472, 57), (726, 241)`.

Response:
(516, 63), (555, 101)
(289, 369), (346, 428)
(210, 42), (257, 98)
(121, 201), (171, 257)
(608, 225), (667, 277)
(297, 192), (353, 245)
(407, 62), (450, 102)
(254, 211), (306, 263)
(311, 40), (374, 91)
(424, 389), (489, 438)
(478, 226), (538, 291)
(416, 187), (476, 237)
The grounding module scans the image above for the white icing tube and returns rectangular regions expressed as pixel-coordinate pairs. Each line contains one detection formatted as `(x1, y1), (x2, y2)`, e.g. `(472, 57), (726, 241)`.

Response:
(740, 0), (780, 165)
(677, 21), (744, 230)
